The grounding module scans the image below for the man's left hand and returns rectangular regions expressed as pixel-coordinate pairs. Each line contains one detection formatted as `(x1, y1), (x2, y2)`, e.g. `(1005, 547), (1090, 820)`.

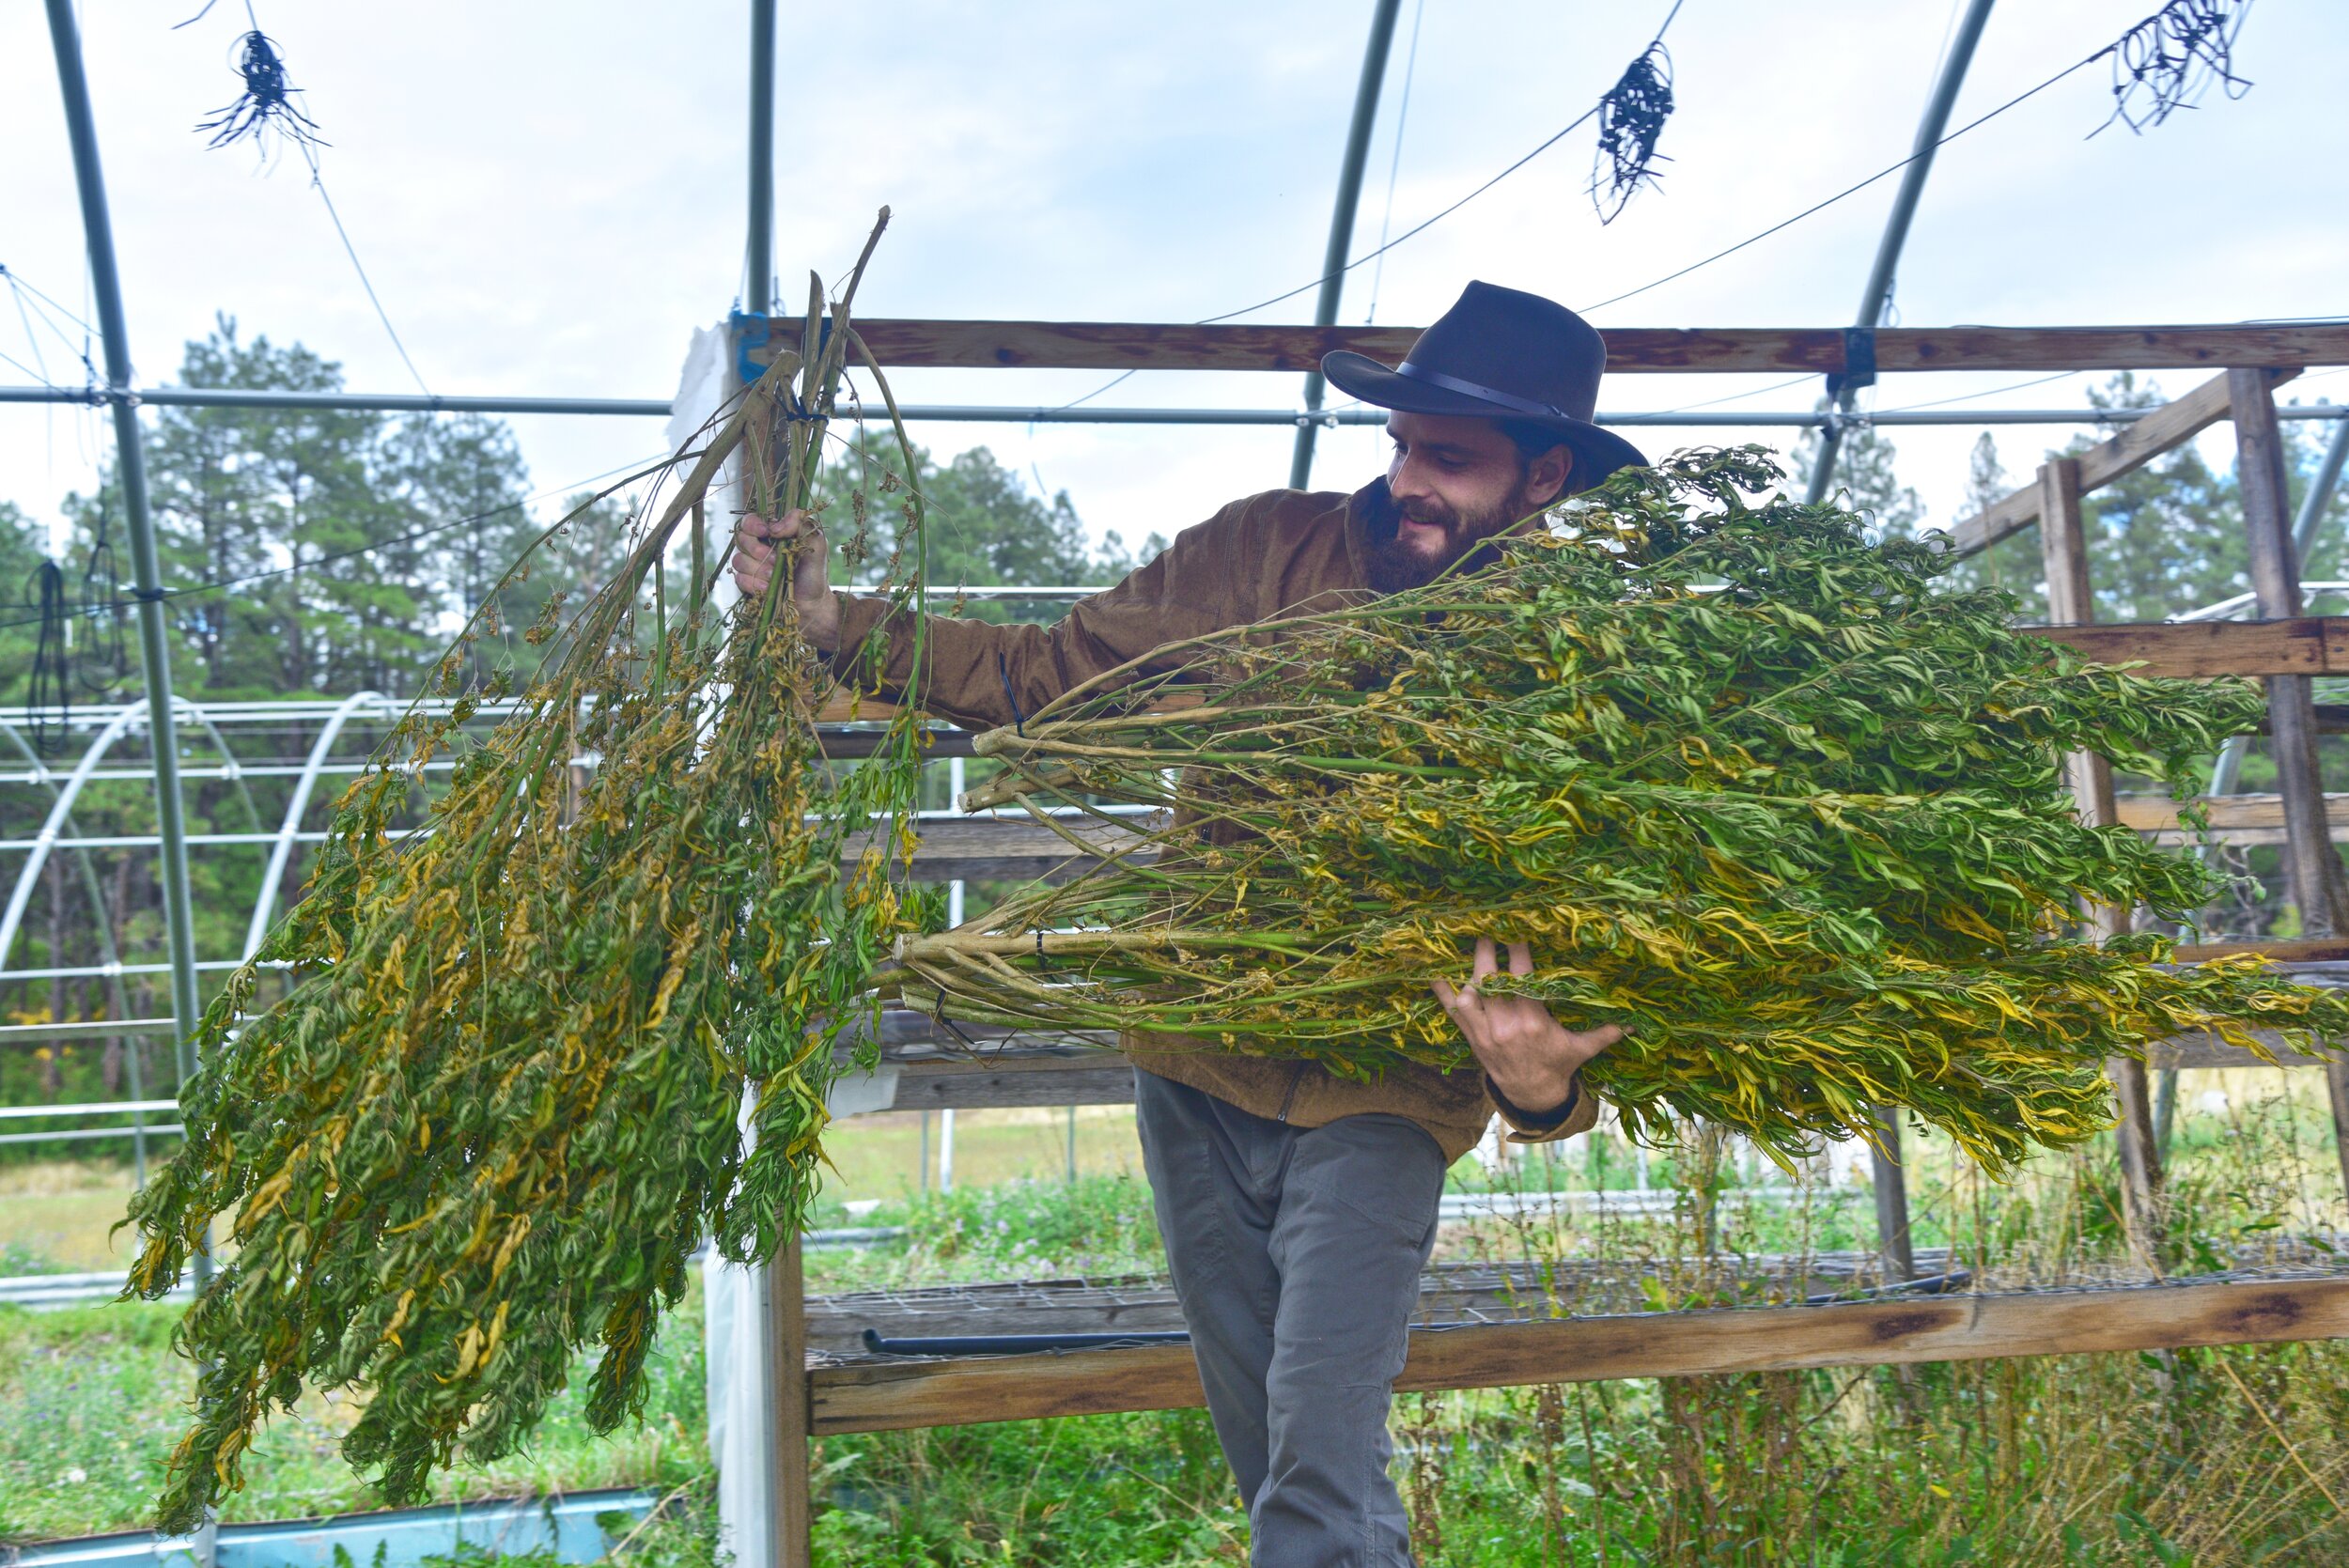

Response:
(1432, 938), (1622, 1112)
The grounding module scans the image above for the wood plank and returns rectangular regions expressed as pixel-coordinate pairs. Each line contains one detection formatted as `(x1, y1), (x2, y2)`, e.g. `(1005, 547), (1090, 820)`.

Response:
(766, 1233), (813, 1568)
(2234, 366), (2349, 1208)
(2146, 1029), (2329, 1071)
(893, 1064), (1139, 1110)
(2174, 937), (2349, 964)
(807, 1276), (2349, 1434)
(849, 814), (1158, 882)
(802, 1253), (1957, 1357)
(817, 624), (2349, 714)
(898, 795), (2349, 870)
(2021, 617), (2344, 676)
(1945, 371), (2296, 556)
(2039, 458), (2162, 1265)
(759, 320), (2349, 377)
(2113, 794), (2349, 833)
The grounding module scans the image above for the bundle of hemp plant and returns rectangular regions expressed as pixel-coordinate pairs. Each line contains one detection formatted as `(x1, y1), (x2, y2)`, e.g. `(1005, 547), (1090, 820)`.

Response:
(121, 215), (933, 1531)
(894, 445), (2349, 1173)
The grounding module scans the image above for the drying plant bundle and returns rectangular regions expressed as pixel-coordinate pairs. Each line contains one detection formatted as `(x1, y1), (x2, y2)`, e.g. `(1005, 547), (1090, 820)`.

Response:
(896, 447), (2349, 1172)
(122, 218), (931, 1530)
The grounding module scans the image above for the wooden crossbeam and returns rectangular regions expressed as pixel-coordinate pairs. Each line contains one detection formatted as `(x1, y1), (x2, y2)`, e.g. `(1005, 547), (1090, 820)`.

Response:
(1946, 369), (2300, 556)
(761, 321), (2349, 377)
(2114, 793), (2349, 834)
(880, 792), (2320, 870)
(806, 1275), (2349, 1434)
(817, 621), (2349, 733)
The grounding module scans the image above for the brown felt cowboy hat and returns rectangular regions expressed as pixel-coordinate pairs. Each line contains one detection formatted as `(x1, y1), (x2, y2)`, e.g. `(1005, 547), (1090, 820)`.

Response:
(1321, 280), (1648, 489)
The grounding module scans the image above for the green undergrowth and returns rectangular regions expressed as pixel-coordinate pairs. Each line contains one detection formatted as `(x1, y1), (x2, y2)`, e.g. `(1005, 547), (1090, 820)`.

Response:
(0, 1291), (707, 1544)
(13, 1073), (2349, 1562)
(804, 1172), (1166, 1293)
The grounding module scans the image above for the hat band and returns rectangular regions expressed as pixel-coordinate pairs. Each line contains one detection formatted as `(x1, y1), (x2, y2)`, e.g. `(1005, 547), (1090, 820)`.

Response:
(1395, 362), (1569, 421)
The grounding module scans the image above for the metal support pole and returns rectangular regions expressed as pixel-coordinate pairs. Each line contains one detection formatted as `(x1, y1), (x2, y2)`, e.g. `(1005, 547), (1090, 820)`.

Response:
(42, 1), (205, 1156)
(746, 0), (776, 318)
(1288, 0), (1404, 492)
(1805, 0), (1997, 504)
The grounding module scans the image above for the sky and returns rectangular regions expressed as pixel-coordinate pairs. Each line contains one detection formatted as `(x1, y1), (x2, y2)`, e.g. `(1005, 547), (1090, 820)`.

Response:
(3, 0), (2344, 575)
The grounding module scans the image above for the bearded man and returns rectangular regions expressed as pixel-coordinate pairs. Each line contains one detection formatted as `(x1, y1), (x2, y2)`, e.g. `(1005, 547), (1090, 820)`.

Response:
(735, 281), (1640, 1567)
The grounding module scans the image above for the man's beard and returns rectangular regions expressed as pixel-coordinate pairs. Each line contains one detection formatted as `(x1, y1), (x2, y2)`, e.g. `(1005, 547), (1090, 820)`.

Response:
(1359, 476), (1544, 595)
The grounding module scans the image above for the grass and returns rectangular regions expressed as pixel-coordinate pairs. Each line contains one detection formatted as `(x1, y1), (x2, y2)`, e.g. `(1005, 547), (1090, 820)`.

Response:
(0, 1161), (147, 1274)
(8, 1070), (2349, 1562)
(0, 1292), (707, 1543)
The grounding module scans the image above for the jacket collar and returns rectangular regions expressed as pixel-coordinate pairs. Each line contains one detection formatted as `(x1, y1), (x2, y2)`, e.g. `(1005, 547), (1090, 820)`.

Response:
(1340, 477), (1390, 592)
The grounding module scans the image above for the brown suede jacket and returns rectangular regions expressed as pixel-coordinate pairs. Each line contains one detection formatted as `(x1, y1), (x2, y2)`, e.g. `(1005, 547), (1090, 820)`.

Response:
(830, 480), (1600, 1164)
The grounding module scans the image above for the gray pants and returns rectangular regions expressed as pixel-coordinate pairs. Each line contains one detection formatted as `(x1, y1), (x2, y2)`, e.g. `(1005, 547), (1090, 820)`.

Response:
(1134, 1069), (1449, 1567)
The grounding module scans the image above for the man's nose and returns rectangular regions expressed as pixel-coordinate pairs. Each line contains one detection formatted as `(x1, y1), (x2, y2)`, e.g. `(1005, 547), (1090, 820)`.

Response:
(1390, 452), (1435, 504)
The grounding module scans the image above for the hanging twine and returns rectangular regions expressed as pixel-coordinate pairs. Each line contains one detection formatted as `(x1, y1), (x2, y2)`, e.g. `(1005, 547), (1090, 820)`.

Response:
(2096, 0), (2254, 135)
(77, 488), (128, 698)
(23, 560), (71, 755)
(194, 27), (326, 155)
(1590, 39), (1675, 224)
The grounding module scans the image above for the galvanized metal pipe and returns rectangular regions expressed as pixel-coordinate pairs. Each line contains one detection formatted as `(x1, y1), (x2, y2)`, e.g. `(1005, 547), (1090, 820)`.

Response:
(1805, 0), (1998, 505)
(746, 0), (777, 318)
(42, 0), (214, 1332)
(1289, 0), (1405, 491)
(0, 385), (677, 415)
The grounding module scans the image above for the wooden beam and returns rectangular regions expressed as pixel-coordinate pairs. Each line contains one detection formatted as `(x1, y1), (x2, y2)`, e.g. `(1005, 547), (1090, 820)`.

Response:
(762, 320), (2349, 377)
(817, 621), (2349, 744)
(807, 1276), (2349, 1434)
(848, 813), (1158, 882)
(1945, 370), (2301, 556)
(802, 1253), (1959, 1358)
(2173, 937), (2349, 964)
(2115, 793), (2349, 834)
(2233, 366), (2349, 1210)
(841, 1011), (2329, 1108)
(2023, 617), (2349, 677)
(2039, 458), (2163, 1265)
(892, 1063), (1139, 1111)
(2146, 1029), (2329, 1071)
(765, 1234), (813, 1568)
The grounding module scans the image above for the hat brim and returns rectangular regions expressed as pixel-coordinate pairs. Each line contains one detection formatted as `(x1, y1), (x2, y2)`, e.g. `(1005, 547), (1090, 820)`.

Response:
(1322, 349), (1649, 489)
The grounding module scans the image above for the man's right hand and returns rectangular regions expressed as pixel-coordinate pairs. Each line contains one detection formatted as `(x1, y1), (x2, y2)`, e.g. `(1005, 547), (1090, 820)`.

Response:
(732, 508), (843, 652)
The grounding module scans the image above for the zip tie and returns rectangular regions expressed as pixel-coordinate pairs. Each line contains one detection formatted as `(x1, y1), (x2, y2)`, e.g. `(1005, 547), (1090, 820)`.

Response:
(931, 989), (982, 1054)
(997, 650), (1027, 737)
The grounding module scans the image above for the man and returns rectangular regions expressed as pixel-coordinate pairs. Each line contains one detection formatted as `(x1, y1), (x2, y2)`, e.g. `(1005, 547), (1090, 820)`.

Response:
(736, 281), (1642, 1566)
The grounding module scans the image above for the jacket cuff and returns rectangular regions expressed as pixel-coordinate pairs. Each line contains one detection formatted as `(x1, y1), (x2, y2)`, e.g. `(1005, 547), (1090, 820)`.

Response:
(826, 593), (903, 691)
(1487, 1072), (1579, 1135)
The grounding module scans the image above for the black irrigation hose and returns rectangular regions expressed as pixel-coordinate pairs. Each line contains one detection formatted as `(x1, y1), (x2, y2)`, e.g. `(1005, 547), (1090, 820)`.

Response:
(861, 1328), (1191, 1357)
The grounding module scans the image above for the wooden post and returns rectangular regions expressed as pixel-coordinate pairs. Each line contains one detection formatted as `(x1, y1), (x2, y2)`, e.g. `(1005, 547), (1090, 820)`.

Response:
(764, 1232), (813, 1568)
(2038, 457), (2165, 1263)
(1869, 1108), (1914, 1283)
(2232, 367), (2349, 1208)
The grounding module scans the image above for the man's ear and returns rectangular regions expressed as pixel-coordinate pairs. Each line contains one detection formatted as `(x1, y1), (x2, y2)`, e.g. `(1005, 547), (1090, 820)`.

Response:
(1525, 443), (1574, 508)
